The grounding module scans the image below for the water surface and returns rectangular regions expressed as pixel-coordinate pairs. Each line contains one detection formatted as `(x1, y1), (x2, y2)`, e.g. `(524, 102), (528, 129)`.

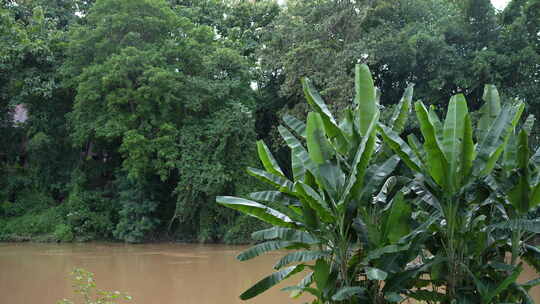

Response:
(0, 242), (538, 304)
(0, 242), (302, 304)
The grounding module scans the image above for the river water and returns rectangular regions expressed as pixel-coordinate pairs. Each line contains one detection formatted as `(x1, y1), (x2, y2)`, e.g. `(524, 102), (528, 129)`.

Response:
(0, 242), (538, 304)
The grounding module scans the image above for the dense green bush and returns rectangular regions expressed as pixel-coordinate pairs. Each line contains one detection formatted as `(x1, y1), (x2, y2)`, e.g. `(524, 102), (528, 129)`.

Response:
(64, 184), (116, 241)
(113, 178), (160, 243)
(53, 223), (74, 242)
(0, 207), (63, 239)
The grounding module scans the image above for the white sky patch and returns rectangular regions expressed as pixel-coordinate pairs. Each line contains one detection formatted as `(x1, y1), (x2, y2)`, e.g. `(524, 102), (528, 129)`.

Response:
(491, 0), (510, 10)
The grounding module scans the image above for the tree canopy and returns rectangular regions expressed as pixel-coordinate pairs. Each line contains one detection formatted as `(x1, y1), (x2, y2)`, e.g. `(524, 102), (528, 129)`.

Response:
(0, 0), (538, 243)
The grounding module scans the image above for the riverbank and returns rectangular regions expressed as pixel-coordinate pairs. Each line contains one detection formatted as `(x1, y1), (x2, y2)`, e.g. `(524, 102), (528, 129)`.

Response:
(0, 231), (261, 245)
(3, 226), (540, 246)
(0, 208), (268, 244)
(0, 232), (258, 244)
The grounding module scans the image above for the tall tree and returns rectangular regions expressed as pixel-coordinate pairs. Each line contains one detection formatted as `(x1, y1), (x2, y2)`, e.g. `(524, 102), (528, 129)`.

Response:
(495, 0), (539, 127)
(64, 0), (258, 241)
(0, 5), (76, 205)
(258, 0), (531, 119)
(2, 0), (94, 28)
(259, 0), (372, 116)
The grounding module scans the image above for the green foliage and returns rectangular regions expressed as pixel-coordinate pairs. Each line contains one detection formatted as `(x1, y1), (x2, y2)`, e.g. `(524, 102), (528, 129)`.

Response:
(64, 175), (116, 241)
(60, 0), (259, 242)
(218, 63), (540, 303)
(0, 2), (80, 242)
(57, 268), (132, 304)
(54, 223), (74, 242)
(0, 3), (76, 190)
(218, 64), (423, 303)
(113, 175), (159, 243)
(169, 103), (259, 242)
(380, 83), (539, 302)
(258, 0), (538, 139)
(172, 0), (280, 63)
(0, 206), (63, 240)
(1, 0), (538, 248)
(0, 0), (269, 244)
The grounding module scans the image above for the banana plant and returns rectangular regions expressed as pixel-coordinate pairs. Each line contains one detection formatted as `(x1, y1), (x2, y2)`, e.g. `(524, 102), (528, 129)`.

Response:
(379, 84), (530, 302)
(217, 64), (421, 303)
(469, 112), (540, 303)
(489, 118), (540, 257)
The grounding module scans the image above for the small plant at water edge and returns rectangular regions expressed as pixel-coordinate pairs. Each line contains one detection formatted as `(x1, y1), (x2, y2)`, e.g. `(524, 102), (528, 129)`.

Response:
(57, 268), (132, 304)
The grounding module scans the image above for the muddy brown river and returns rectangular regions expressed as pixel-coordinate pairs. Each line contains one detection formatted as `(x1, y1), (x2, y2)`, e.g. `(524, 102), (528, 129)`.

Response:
(0, 242), (538, 304)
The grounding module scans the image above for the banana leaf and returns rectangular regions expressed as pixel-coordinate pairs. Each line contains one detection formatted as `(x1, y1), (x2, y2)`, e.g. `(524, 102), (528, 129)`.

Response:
(257, 140), (285, 177)
(240, 265), (305, 300)
(415, 101), (448, 187)
(216, 196), (299, 228)
(355, 64), (378, 136)
(306, 112), (334, 164)
(379, 124), (422, 172)
(274, 250), (331, 270)
(283, 114), (306, 138)
(251, 227), (317, 243)
(441, 94), (468, 191)
(390, 84), (414, 134)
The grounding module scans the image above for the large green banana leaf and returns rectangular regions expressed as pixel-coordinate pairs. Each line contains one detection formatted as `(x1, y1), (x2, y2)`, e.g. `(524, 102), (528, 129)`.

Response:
(278, 125), (313, 180)
(355, 64), (378, 136)
(415, 101), (448, 188)
(274, 250), (331, 270)
(378, 124), (422, 172)
(283, 114), (306, 138)
(441, 94), (468, 191)
(251, 227), (317, 242)
(302, 78), (348, 153)
(239, 265), (305, 300)
(390, 84), (414, 134)
(246, 167), (294, 193)
(216, 196), (299, 228)
(342, 111), (379, 202)
(294, 182), (334, 222)
(507, 129), (532, 213)
(474, 102), (524, 177)
(478, 84), (502, 141)
(257, 140), (284, 177)
(237, 240), (308, 261)
(306, 112), (334, 164)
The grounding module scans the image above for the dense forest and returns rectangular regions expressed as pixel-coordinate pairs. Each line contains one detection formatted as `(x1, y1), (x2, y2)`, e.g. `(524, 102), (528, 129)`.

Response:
(0, 0), (538, 243)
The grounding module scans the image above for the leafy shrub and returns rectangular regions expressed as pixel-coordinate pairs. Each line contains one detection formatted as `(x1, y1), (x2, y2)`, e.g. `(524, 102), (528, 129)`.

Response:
(65, 188), (115, 241)
(112, 176), (160, 243)
(54, 223), (74, 242)
(1, 206), (63, 236)
(0, 200), (23, 217)
(113, 199), (159, 243)
(57, 268), (132, 304)
(0, 189), (53, 217)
